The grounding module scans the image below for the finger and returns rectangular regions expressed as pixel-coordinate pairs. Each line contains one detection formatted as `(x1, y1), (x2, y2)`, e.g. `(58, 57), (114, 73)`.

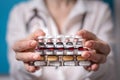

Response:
(85, 40), (110, 55)
(84, 65), (91, 72)
(13, 40), (37, 52)
(16, 52), (41, 62)
(26, 29), (45, 40)
(91, 63), (99, 71)
(82, 50), (106, 63)
(24, 63), (38, 72)
(76, 29), (97, 40)
(84, 63), (99, 71)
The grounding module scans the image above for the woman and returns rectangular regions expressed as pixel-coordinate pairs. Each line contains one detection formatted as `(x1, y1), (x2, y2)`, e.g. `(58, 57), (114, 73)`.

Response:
(7, 0), (116, 80)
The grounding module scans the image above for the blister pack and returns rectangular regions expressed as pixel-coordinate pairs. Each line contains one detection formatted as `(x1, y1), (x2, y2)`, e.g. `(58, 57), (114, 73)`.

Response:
(31, 35), (91, 67)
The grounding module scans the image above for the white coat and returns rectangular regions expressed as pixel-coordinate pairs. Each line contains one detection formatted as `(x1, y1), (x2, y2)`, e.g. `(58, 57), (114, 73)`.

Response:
(7, 0), (116, 80)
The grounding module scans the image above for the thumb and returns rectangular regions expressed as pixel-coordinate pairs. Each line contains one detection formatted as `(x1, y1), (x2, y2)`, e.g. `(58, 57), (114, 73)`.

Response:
(26, 29), (45, 40)
(76, 29), (97, 40)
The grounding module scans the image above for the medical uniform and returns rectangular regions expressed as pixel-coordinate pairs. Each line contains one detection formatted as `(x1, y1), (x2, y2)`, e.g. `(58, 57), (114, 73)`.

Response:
(7, 0), (116, 80)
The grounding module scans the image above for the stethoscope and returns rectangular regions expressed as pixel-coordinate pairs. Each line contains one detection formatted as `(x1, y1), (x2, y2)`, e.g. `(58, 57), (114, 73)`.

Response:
(26, 8), (87, 33)
(26, 8), (47, 33)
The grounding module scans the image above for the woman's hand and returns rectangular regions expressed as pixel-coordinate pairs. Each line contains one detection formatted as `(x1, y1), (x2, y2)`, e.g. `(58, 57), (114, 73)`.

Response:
(13, 29), (45, 72)
(76, 29), (110, 71)
(13, 29), (110, 72)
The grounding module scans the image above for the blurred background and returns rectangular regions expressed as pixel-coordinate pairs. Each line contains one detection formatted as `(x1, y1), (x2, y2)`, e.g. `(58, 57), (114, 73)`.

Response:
(0, 0), (120, 80)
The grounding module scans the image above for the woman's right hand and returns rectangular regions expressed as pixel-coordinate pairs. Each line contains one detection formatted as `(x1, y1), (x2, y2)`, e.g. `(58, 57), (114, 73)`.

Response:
(13, 29), (45, 72)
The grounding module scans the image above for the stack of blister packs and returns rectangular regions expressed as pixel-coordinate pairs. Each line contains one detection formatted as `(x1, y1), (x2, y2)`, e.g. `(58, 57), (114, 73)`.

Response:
(32, 35), (91, 67)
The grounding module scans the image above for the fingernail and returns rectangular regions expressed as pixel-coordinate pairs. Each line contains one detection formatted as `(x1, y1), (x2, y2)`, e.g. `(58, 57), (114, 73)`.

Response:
(30, 41), (36, 46)
(29, 67), (35, 72)
(90, 50), (96, 53)
(82, 52), (90, 58)
(89, 42), (93, 47)
(86, 53), (90, 58)
(35, 31), (40, 37)
(85, 42), (92, 47)
(33, 55), (39, 60)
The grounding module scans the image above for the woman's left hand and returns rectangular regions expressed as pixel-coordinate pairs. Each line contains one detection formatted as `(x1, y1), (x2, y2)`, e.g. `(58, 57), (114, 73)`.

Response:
(76, 29), (110, 71)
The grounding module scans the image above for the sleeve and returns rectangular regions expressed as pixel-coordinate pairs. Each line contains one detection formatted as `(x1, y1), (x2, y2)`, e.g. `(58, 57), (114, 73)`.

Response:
(6, 5), (43, 80)
(87, 3), (116, 80)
